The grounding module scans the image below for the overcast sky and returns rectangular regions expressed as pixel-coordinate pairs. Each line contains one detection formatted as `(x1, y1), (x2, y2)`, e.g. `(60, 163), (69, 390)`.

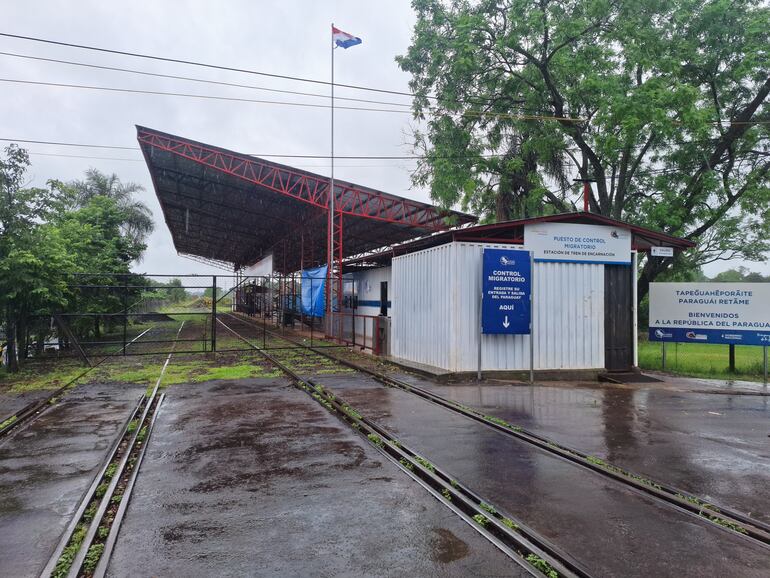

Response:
(2, 0), (767, 278)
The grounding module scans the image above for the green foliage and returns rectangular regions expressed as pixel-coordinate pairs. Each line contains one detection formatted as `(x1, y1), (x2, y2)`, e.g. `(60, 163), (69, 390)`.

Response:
(525, 553), (559, 578)
(479, 502), (497, 515)
(367, 433), (384, 447)
(473, 513), (489, 527)
(70, 168), (153, 246)
(0, 415), (18, 429)
(399, 0), (770, 291)
(83, 543), (105, 573)
(52, 523), (88, 578)
(342, 404), (362, 421)
(83, 501), (99, 522)
(413, 455), (436, 473)
(712, 267), (769, 283)
(104, 463), (118, 479)
(94, 483), (109, 499)
(1, 150), (155, 373)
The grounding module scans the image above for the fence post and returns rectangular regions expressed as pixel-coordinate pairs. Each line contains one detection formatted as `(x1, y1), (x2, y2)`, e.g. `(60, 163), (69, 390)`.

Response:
(662, 342), (667, 370)
(374, 316), (380, 356)
(728, 344), (736, 373)
(211, 275), (217, 352)
(764, 346), (768, 385)
(122, 278), (128, 356)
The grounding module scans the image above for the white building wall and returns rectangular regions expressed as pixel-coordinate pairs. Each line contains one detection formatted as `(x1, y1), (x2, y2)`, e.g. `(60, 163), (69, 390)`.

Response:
(243, 254), (273, 277)
(352, 267), (391, 316)
(392, 241), (605, 372)
(349, 267), (392, 352)
(391, 244), (454, 369)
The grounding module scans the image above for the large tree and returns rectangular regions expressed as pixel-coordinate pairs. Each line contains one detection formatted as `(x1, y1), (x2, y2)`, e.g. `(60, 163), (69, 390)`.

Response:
(397, 0), (770, 299)
(1, 150), (154, 372)
(1, 146), (71, 371)
(70, 168), (154, 247)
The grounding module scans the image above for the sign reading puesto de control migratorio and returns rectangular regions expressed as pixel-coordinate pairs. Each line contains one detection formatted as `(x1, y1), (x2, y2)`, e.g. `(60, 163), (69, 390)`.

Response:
(524, 222), (631, 265)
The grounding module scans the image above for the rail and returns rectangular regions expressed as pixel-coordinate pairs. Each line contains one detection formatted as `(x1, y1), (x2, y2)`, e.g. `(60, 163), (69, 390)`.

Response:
(227, 312), (770, 549)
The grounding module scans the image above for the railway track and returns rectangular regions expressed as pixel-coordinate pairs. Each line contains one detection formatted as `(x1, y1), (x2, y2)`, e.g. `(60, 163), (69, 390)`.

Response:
(222, 312), (770, 550)
(0, 326), (158, 439)
(40, 321), (185, 578)
(217, 313), (592, 578)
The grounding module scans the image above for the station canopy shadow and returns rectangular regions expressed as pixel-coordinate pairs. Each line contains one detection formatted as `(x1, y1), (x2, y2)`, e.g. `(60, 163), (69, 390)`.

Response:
(137, 126), (476, 273)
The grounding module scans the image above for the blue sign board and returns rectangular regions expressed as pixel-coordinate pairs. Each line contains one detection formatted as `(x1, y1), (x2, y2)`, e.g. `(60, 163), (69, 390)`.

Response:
(649, 327), (770, 347)
(482, 249), (531, 334)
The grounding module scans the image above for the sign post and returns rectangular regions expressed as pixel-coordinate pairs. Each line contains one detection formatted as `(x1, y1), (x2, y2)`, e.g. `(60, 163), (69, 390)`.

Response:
(480, 248), (533, 381)
(529, 251), (534, 384)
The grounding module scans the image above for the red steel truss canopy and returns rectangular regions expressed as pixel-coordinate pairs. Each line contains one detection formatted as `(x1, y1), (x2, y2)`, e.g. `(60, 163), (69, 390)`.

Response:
(137, 126), (476, 273)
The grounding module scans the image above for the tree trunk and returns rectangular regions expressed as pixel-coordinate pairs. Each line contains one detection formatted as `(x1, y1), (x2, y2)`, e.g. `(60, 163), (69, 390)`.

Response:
(18, 314), (28, 362)
(5, 305), (18, 373)
(36, 332), (45, 356)
(495, 187), (513, 221)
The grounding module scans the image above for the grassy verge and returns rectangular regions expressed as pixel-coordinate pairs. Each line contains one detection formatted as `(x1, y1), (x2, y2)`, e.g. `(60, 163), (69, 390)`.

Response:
(0, 317), (284, 399)
(638, 339), (768, 382)
(0, 361), (87, 394)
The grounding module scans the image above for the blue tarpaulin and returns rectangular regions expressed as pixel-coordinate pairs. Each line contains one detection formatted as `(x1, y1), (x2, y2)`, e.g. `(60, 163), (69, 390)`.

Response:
(301, 265), (327, 317)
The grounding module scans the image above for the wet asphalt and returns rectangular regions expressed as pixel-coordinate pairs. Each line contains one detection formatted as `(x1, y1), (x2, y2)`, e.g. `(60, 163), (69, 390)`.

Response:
(401, 375), (770, 524)
(0, 382), (144, 577)
(106, 379), (524, 577)
(322, 373), (770, 577)
(0, 389), (55, 424)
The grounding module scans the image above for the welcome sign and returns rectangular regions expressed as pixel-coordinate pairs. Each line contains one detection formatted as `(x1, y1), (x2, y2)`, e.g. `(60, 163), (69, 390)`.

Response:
(649, 282), (770, 346)
(524, 222), (631, 265)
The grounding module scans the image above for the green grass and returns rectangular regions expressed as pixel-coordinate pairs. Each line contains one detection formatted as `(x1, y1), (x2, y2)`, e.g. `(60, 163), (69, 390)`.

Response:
(95, 359), (280, 388)
(83, 543), (105, 573)
(638, 339), (768, 382)
(52, 523), (88, 578)
(0, 361), (86, 394)
(0, 415), (18, 429)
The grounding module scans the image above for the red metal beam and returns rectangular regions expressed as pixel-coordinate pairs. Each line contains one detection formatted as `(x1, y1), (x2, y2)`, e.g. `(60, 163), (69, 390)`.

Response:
(137, 127), (460, 231)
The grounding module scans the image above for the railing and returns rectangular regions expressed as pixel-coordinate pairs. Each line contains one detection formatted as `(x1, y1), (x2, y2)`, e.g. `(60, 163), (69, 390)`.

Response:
(328, 312), (388, 355)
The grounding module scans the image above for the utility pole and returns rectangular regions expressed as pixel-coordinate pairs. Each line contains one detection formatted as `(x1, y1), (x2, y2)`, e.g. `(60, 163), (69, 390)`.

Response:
(327, 23), (336, 338)
(573, 177), (596, 212)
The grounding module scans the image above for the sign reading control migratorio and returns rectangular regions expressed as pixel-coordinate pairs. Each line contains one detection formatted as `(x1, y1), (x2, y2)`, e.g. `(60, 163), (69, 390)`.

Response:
(481, 248), (531, 335)
(524, 222), (631, 265)
(649, 283), (770, 346)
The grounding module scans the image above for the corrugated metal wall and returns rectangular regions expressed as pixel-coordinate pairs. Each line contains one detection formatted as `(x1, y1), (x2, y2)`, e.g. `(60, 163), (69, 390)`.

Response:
(392, 242), (605, 372)
(391, 244), (454, 369)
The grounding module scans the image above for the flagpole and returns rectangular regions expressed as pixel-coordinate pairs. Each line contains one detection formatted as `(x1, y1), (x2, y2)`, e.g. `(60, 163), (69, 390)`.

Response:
(327, 23), (335, 335)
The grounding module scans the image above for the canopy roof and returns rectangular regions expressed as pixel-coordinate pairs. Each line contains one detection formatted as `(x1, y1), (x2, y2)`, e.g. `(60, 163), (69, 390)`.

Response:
(137, 126), (476, 272)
